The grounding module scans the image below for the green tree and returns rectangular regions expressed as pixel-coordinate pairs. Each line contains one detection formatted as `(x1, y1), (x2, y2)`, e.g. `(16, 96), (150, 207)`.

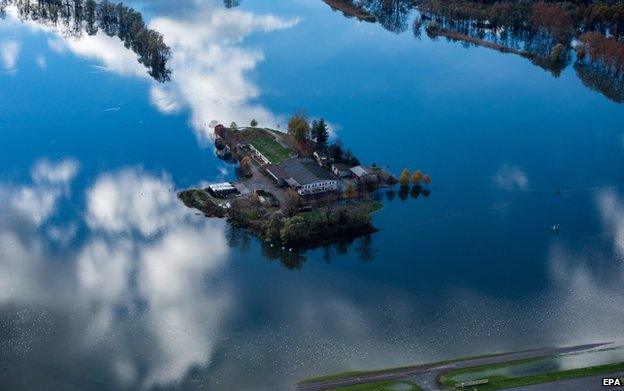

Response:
(280, 216), (308, 245)
(310, 119), (319, 141)
(287, 112), (310, 145)
(230, 121), (238, 131)
(328, 143), (344, 162)
(250, 119), (258, 128)
(399, 169), (411, 187)
(265, 212), (284, 242)
(313, 118), (329, 151)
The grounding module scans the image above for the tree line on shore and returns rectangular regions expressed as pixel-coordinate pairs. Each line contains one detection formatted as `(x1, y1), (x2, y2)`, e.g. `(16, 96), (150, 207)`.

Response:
(0, 0), (172, 82)
(287, 111), (361, 166)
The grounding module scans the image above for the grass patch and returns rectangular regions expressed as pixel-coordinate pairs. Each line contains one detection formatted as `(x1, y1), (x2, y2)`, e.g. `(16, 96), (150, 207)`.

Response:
(299, 210), (326, 225)
(177, 189), (226, 217)
(331, 380), (421, 391)
(243, 128), (292, 163)
(440, 360), (624, 390)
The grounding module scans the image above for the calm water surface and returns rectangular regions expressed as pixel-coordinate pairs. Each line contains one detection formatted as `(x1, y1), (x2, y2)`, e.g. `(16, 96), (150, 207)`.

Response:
(1, 1), (624, 389)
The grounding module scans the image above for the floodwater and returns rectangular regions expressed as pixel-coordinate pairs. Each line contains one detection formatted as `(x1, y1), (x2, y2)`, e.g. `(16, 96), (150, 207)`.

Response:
(1, 0), (624, 389)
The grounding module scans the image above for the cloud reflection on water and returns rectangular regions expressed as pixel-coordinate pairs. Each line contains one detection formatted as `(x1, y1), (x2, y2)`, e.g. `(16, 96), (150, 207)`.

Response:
(0, 159), (231, 389)
(0, 38), (19, 72)
(5, 2), (298, 145)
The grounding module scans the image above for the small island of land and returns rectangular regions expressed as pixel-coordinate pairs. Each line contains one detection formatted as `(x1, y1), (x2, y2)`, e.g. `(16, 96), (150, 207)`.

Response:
(179, 113), (430, 250)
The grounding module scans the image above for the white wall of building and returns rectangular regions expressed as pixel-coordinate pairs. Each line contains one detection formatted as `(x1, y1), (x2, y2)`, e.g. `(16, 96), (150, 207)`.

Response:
(298, 180), (337, 195)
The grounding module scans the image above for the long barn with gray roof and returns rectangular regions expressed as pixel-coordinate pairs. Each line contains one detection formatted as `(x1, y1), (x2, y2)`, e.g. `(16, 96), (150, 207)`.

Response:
(266, 157), (338, 195)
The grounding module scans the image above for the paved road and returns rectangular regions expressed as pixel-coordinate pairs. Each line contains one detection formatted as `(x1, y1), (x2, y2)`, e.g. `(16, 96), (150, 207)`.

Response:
(243, 164), (288, 205)
(296, 343), (609, 391)
(510, 371), (624, 390)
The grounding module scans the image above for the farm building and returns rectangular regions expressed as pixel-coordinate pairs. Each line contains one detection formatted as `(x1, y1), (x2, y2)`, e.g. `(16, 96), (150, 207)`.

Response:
(267, 157), (338, 195)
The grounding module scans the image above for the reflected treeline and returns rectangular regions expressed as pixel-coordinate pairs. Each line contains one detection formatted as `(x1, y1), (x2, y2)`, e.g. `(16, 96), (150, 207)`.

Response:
(0, 0), (171, 82)
(319, 0), (413, 33)
(321, 0), (624, 104)
(226, 225), (378, 269)
(415, 0), (624, 100)
(416, 1), (573, 76)
(575, 32), (624, 102)
(223, 0), (240, 9)
(322, 0), (377, 23)
(364, 0), (414, 34)
(225, 0), (414, 33)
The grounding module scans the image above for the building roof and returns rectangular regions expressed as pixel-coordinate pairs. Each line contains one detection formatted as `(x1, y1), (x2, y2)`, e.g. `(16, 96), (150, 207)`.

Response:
(266, 164), (287, 180)
(208, 182), (236, 192)
(350, 165), (373, 177)
(332, 163), (352, 171)
(276, 158), (336, 186)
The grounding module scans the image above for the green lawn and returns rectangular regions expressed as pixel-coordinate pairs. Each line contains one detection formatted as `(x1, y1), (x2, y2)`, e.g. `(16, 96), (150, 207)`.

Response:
(330, 380), (421, 391)
(244, 128), (292, 163)
(439, 360), (624, 390)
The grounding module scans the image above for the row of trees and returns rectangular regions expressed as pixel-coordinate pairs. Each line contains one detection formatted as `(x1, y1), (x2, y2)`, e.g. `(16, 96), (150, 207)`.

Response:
(264, 205), (372, 246)
(287, 112), (360, 166)
(399, 169), (432, 187)
(0, 0), (172, 82)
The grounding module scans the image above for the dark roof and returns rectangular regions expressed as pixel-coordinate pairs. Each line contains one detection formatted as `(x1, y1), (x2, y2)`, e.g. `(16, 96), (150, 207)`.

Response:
(332, 163), (352, 171)
(278, 158), (336, 186)
(266, 164), (287, 179)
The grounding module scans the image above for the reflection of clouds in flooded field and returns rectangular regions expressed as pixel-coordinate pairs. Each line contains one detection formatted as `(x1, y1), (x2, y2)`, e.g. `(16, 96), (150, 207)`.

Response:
(0, 161), (231, 389)
(532, 192), (624, 347)
(5, 3), (298, 144)
(86, 169), (181, 236)
(150, 8), (299, 143)
(596, 190), (624, 260)
(0, 158), (79, 226)
(0, 39), (19, 73)
(545, 242), (624, 346)
(49, 32), (149, 79)
(493, 165), (529, 189)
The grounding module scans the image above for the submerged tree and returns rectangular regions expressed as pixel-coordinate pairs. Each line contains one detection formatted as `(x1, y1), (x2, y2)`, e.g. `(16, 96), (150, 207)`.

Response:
(399, 168), (410, 188)
(411, 170), (423, 185)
